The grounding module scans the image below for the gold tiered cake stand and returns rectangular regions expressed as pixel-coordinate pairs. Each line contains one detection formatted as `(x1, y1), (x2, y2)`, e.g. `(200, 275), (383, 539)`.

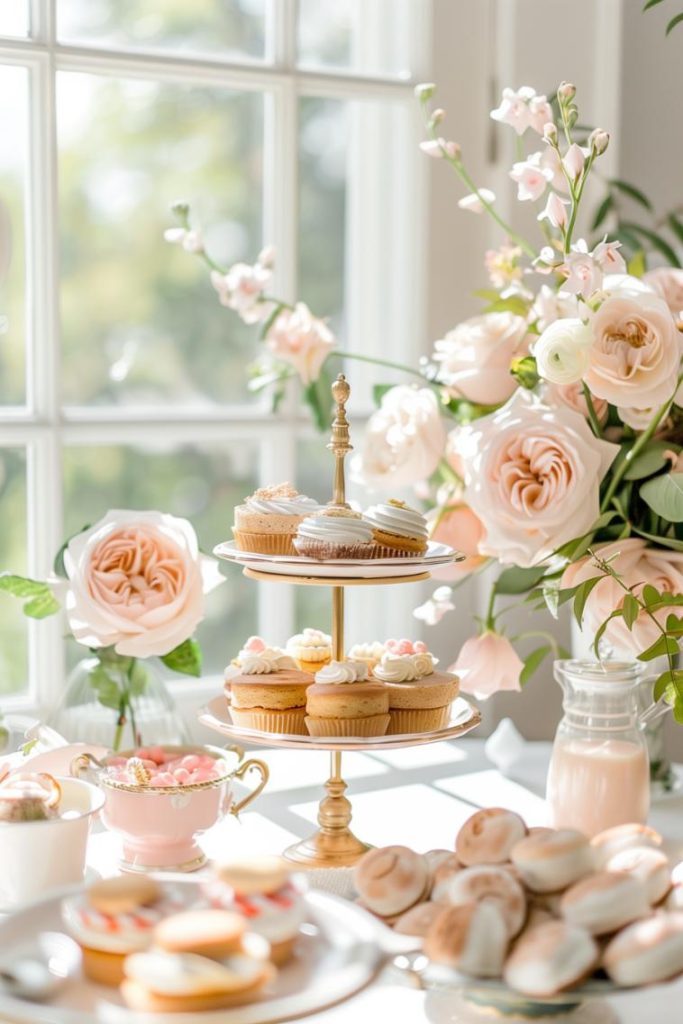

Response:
(202, 375), (481, 868)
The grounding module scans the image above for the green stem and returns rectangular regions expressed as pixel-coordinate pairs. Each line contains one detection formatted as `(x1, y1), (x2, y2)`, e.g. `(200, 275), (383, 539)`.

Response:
(126, 660), (140, 748)
(582, 382), (603, 438)
(564, 153), (595, 252)
(514, 629), (563, 658)
(600, 373), (683, 514)
(438, 458), (463, 487)
(113, 700), (126, 753)
(327, 350), (430, 381)
(485, 587), (497, 631)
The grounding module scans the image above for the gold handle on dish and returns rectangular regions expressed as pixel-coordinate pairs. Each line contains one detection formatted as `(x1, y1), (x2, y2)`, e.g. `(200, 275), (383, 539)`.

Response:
(222, 743), (245, 763)
(229, 757), (269, 816)
(70, 751), (105, 779)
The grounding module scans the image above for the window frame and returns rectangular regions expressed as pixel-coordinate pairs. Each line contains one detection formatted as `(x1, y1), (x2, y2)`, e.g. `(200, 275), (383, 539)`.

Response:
(0, 0), (432, 716)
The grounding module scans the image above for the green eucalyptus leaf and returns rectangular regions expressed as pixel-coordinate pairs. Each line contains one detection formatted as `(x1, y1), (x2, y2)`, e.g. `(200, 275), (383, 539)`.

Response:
(482, 295), (530, 317)
(591, 194), (613, 231)
(627, 250), (646, 278)
(622, 593), (640, 629)
(621, 222), (681, 268)
(642, 583), (663, 608)
(520, 646), (551, 686)
(643, 0), (666, 10)
(574, 576), (604, 627)
(161, 638), (202, 678)
(640, 473), (683, 521)
(673, 699), (683, 725)
(631, 527), (683, 551)
(623, 442), (671, 480)
(637, 635), (680, 662)
(0, 574), (61, 619)
(667, 11), (683, 34)
(303, 366), (334, 433)
(610, 180), (653, 211)
(668, 214), (683, 246)
(592, 608), (623, 657)
(88, 665), (122, 711)
(494, 566), (546, 596)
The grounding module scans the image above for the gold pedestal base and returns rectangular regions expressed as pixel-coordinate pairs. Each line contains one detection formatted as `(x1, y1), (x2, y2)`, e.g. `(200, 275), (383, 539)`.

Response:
(282, 750), (372, 869)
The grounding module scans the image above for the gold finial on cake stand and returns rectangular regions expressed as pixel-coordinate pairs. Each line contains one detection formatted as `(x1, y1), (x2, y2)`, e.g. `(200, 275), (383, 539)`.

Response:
(327, 374), (353, 509)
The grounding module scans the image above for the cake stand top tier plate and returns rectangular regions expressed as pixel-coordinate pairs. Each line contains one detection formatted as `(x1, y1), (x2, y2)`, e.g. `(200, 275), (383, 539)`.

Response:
(213, 540), (461, 584)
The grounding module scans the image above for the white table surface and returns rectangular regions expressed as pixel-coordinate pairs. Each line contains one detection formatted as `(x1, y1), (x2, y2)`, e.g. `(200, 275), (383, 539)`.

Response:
(78, 735), (683, 1024)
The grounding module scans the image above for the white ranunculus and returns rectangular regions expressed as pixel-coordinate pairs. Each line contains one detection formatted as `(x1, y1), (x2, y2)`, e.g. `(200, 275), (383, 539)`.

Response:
(533, 318), (593, 385)
(352, 386), (446, 490)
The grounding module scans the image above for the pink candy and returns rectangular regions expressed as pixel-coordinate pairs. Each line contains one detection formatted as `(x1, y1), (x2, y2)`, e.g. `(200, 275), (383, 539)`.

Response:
(385, 638), (427, 655)
(106, 748), (224, 788)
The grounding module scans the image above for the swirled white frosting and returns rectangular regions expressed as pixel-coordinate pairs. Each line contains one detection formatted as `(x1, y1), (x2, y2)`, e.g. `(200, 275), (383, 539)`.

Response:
(287, 628), (331, 652)
(348, 641), (386, 661)
(245, 494), (320, 516)
(364, 501), (429, 540)
(239, 648), (297, 675)
(314, 660), (368, 684)
(373, 652), (435, 682)
(296, 511), (373, 545)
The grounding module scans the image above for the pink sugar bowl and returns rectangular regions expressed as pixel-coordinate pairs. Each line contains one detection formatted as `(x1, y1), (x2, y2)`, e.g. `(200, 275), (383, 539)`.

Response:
(72, 743), (268, 873)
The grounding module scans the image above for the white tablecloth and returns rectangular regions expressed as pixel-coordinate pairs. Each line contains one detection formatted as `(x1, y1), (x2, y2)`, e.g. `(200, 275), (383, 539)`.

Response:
(82, 736), (683, 1023)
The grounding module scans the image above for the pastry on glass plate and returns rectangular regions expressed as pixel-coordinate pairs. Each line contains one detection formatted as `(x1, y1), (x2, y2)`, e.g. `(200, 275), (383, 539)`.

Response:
(227, 646), (313, 735)
(293, 507), (375, 560)
(364, 499), (429, 557)
(372, 641), (459, 734)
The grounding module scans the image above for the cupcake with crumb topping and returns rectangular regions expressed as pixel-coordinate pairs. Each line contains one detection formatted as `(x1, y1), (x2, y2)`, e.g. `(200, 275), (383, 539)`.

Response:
(233, 483), (320, 555)
(365, 500), (429, 557)
(293, 507), (374, 560)
(305, 660), (390, 737)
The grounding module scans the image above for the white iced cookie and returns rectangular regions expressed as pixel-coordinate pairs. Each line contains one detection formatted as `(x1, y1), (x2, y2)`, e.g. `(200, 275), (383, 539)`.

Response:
(455, 808), (527, 866)
(604, 913), (683, 987)
(606, 846), (671, 905)
(560, 871), (650, 935)
(510, 829), (594, 894)
(424, 901), (508, 978)
(590, 823), (662, 867)
(438, 865), (526, 938)
(503, 920), (598, 998)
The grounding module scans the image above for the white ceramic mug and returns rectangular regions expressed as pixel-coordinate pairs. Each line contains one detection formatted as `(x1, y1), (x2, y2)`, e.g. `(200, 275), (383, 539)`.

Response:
(0, 776), (104, 908)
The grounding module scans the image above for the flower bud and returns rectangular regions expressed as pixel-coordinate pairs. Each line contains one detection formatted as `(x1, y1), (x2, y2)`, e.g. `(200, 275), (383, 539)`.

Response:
(589, 129), (610, 156)
(557, 82), (576, 102)
(443, 140), (461, 160)
(414, 82), (436, 102)
(170, 200), (190, 219)
(431, 107), (446, 125)
(543, 122), (558, 144)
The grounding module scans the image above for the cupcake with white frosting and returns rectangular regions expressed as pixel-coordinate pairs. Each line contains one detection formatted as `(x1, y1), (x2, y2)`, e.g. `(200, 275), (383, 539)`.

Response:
(228, 646), (314, 735)
(364, 499), (429, 557)
(305, 660), (390, 737)
(373, 641), (459, 734)
(348, 641), (386, 674)
(233, 483), (321, 555)
(286, 627), (332, 673)
(293, 507), (375, 560)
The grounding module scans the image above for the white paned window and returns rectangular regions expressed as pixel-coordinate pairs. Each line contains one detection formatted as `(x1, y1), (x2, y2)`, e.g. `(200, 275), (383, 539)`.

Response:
(0, 0), (431, 714)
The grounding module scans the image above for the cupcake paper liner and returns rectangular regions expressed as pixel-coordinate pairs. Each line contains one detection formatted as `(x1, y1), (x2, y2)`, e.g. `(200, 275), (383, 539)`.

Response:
(305, 714), (390, 737)
(386, 705), (451, 736)
(229, 707), (308, 736)
(232, 529), (297, 556)
(293, 539), (376, 561)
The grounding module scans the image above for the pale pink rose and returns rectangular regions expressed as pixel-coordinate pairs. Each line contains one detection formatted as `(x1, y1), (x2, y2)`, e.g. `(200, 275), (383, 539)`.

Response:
(560, 241), (603, 296)
(265, 302), (335, 385)
(644, 268), (683, 318)
(509, 154), (553, 202)
(452, 632), (523, 699)
(491, 87), (550, 136)
(458, 188), (496, 214)
(453, 391), (619, 566)
(414, 586), (455, 626)
(353, 386), (447, 489)
(586, 292), (681, 408)
(531, 285), (580, 332)
(537, 192), (570, 229)
(562, 539), (683, 655)
(433, 312), (531, 406)
(210, 251), (273, 325)
(592, 238), (626, 275)
(59, 510), (222, 658)
(427, 504), (488, 581)
(543, 381), (608, 425)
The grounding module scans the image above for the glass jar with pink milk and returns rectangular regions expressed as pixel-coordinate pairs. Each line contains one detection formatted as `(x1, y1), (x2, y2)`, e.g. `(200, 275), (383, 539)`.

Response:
(546, 660), (650, 837)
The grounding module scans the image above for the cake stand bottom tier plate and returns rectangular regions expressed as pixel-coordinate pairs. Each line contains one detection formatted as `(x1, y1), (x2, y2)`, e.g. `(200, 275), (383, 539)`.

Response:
(199, 695), (481, 750)
(0, 885), (388, 1024)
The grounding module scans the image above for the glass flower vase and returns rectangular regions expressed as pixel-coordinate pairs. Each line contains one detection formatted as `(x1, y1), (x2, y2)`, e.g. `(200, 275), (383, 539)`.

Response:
(48, 654), (190, 752)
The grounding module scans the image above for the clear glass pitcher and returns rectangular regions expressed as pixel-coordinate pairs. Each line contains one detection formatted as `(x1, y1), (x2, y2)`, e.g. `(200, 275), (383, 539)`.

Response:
(546, 659), (650, 837)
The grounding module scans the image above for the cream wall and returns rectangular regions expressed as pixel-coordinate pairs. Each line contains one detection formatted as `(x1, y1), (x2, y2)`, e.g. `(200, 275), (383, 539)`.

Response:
(422, 0), (683, 756)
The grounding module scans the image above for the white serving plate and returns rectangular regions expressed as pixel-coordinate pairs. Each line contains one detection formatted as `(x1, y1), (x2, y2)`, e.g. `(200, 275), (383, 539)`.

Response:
(0, 884), (392, 1024)
(199, 696), (481, 751)
(213, 540), (460, 579)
